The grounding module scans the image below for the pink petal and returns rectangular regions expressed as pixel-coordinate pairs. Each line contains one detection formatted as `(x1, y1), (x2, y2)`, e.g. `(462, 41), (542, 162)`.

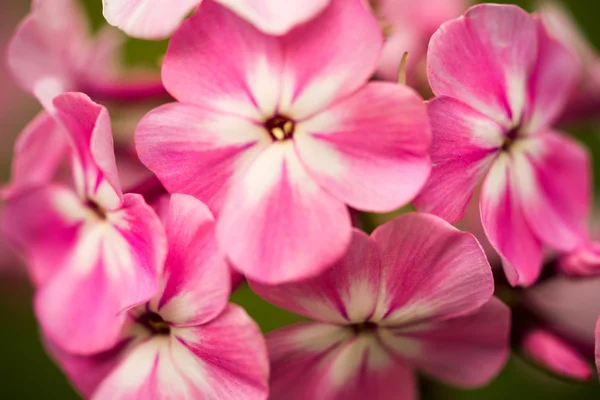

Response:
(427, 4), (538, 125)
(3, 111), (68, 199)
(558, 241), (600, 277)
(380, 297), (510, 387)
(295, 82), (431, 212)
(102, 0), (199, 39)
(596, 317), (600, 379)
(516, 132), (590, 253)
(218, 0), (330, 35)
(135, 103), (270, 213)
(267, 322), (417, 400)
(480, 153), (543, 287)
(413, 97), (503, 223)
(371, 213), (494, 324)
(250, 229), (380, 324)
(35, 193), (166, 354)
(154, 194), (230, 327)
(217, 142), (351, 284)
(522, 328), (592, 381)
(53, 93), (123, 209)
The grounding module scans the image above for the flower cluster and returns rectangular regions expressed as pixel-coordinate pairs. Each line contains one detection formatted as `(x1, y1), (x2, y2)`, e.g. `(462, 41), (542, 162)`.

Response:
(2, 0), (600, 398)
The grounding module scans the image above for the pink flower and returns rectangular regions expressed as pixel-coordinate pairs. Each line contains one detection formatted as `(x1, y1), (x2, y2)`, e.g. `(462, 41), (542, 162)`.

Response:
(49, 194), (269, 399)
(522, 328), (592, 381)
(135, 0), (431, 284)
(413, 4), (590, 287)
(103, 0), (331, 39)
(370, 0), (468, 89)
(249, 213), (510, 399)
(2, 93), (166, 355)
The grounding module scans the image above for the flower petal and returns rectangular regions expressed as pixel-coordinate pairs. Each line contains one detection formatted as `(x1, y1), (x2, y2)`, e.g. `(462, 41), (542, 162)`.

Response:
(413, 97), (503, 223)
(217, 141), (351, 284)
(218, 0), (330, 35)
(371, 213), (494, 325)
(380, 297), (510, 387)
(295, 82), (431, 212)
(102, 0), (199, 39)
(154, 194), (230, 327)
(135, 103), (270, 213)
(250, 229), (380, 324)
(267, 322), (416, 400)
(35, 193), (166, 354)
(427, 4), (538, 125)
(480, 153), (543, 286)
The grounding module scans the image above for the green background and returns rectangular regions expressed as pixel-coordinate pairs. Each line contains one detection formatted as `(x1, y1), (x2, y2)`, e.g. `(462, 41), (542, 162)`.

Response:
(2, 0), (600, 398)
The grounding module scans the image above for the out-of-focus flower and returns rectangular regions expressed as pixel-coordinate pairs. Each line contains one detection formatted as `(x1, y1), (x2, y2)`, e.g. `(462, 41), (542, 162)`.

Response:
(539, 1), (600, 124)
(136, 0), (431, 285)
(102, 0), (331, 39)
(522, 328), (593, 381)
(414, 4), (590, 287)
(369, 0), (468, 91)
(250, 213), (510, 399)
(49, 194), (269, 399)
(2, 93), (166, 355)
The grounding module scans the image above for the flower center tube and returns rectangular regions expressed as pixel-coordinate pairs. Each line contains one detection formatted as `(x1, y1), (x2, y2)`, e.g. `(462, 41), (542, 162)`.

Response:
(501, 124), (523, 152)
(352, 321), (378, 335)
(138, 312), (171, 336)
(265, 115), (295, 141)
(86, 199), (107, 220)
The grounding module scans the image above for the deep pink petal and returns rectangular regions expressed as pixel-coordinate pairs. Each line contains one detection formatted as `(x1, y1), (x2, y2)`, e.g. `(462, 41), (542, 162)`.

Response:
(295, 82), (431, 212)
(219, 0), (330, 35)
(371, 213), (494, 324)
(380, 297), (510, 387)
(154, 194), (230, 327)
(102, 0), (199, 39)
(217, 142), (351, 284)
(427, 4), (538, 125)
(516, 132), (590, 252)
(480, 154), (543, 287)
(135, 103), (270, 213)
(250, 229), (380, 324)
(267, 322), (417, 400)
(522, 329), (592, 381)
(413, 97), (503, 223)
(35, 193), (166, 354)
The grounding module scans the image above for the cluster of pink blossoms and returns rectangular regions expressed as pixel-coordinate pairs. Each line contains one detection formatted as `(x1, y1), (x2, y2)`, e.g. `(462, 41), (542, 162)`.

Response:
(3, 0), (600, 398)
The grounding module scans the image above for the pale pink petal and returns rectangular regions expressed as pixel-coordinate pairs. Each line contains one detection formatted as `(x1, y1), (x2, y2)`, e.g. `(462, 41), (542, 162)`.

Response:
(413, 97), (503, 223)
(516, 132), (590, 253)
(371, 213), (494, 324)
(522, 329), (592, 381)
(154, 194), (230, 327)
(480, 153), (543, 287)
(250, 229), (380, 324)
(53, 93), (123, 209)
(80, 25), (125, 82)
(380, 297), (510, 387)
(427, 4), (538, 125)
(295, 82), (431, 212)
(218, 0), (330, 35)
(558, 241), (600, 277)
(36, 193), (166, 354)
(135, 103), (270, 213)
(267, 322), (417, 400)
(3, 111), (68, 199)
(217, 142), (351, 284)
(102, 0), (199, 39)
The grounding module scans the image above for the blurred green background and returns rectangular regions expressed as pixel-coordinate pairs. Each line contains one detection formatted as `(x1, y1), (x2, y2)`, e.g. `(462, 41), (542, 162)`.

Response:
(1, 0), (600, 398)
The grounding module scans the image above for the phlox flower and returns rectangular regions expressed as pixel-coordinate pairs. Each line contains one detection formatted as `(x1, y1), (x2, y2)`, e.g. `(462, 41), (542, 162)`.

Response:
(249, 213), (510, 400)
(414, 4), (590, 287)
(2, 93), (166, 355)
(135, 0), (431, 284)
(49, 194), (269, 399)
(102, 0), (330, 39)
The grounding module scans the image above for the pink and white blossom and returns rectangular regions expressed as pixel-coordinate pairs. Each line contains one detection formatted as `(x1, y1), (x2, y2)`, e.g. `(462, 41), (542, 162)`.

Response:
(50, 194), (269, 399)
(250, 213), (510, 399)
(2, 93), (166, 355)
(414, 4), (590, 287)
(136, 0), (431, 284)
(102, 0), (330, 39)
